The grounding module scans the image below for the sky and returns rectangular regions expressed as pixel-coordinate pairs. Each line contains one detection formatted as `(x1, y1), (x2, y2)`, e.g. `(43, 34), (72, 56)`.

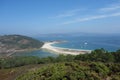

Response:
(0, 0), (120, 36)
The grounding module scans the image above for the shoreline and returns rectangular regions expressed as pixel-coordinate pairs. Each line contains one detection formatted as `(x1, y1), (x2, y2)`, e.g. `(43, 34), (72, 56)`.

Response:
(41, 41), (91, 55)
(2, 41), (92, 58)
(1, 48), (42, 58)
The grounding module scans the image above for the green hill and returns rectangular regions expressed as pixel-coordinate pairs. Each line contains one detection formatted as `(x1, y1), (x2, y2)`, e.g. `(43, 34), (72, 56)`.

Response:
(0, 49), (120, 80)
(0, 35), (44, 56)
(16, 61), (120, 80)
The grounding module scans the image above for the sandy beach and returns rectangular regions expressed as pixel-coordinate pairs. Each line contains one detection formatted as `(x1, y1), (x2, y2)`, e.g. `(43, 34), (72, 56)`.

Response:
(42, 41), (91, 55)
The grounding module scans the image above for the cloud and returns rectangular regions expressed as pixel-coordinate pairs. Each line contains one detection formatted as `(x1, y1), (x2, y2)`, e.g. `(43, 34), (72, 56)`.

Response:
(51, 13), (75, 18)
(99, 3), (120, 12)
(50, 9), (84, 18)
(100, 5), (120, 12)
(66, 9), (82, 13)
(61, 12), (120, 25)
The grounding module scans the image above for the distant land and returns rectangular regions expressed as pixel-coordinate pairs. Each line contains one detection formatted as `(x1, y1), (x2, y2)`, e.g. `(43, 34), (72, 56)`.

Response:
(33, 32), (120, 38)
(0, 35), (44, 57)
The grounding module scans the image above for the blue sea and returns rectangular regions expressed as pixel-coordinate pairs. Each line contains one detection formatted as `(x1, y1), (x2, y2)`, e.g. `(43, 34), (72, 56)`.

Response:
(12, 34), (120, 57)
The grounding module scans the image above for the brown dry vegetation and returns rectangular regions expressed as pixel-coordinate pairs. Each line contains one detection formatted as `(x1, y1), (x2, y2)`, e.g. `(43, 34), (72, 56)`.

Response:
(0, 64), (45, 80)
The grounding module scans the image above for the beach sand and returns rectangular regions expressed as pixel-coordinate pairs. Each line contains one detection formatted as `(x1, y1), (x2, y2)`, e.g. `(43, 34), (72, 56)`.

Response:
(42, 41), (91, 55)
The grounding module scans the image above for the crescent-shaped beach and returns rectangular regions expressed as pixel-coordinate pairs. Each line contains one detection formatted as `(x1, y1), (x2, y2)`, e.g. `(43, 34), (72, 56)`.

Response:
(42, 41), (91, 55)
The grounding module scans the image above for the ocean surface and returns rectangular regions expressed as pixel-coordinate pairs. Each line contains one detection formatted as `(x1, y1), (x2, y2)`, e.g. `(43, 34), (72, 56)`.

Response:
(12, 34), (120, 57)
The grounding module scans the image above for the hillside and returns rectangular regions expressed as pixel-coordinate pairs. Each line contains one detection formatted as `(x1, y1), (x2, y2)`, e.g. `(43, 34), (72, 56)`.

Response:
(0, 49), (120, 80)
(16, 62), (120, 80)
(0, 35), (44, 57)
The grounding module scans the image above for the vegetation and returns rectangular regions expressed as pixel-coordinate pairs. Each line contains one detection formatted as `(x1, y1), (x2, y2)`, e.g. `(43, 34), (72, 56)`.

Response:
(16, 62), (120, 80)
(75, 48), (115, 62)
(0, 49), (120, 80)
(0, 35), (44, 56)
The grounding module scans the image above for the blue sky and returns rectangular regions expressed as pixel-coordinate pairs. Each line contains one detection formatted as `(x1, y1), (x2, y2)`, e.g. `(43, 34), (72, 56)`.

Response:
(0, 0), (120, 35)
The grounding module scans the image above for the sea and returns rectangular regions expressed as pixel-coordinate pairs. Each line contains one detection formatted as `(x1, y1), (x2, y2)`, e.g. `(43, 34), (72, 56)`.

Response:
(12, 34), (120, 57)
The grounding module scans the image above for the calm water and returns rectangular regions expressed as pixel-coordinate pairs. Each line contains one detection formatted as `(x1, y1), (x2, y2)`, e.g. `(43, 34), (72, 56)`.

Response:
(13, 34), (120, 57)
(12, 49), (58, 57)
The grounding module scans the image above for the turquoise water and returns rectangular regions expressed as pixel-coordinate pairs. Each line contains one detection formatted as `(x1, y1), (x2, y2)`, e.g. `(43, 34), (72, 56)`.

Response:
(38, 35), (120, 51)
(12, 50), (58, 57)
(12, 34), (120, 57)
(52, 37), (120, 51)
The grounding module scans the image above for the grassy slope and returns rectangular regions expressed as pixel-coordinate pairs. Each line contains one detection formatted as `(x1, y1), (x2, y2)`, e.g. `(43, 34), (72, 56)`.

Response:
(0, 61), (119, 80)
(15, 62), (120, 80)
(0, 64), (46, 80)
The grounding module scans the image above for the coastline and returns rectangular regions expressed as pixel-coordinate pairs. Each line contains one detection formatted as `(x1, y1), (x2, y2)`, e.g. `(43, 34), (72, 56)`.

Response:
(2, 48), (42, 58)
(41, 41), (91, 55)
(3, 41), (92, 58)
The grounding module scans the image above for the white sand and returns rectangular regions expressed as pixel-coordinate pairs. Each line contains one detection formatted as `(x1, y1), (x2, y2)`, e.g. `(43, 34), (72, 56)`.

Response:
(42, 42), (91, 55)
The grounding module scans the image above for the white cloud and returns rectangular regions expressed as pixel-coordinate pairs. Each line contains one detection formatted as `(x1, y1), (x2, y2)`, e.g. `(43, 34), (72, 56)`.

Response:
(99, 3), (120, 12)
(100, 5), (120, 12)
(50, 9), (84, 18)
(61, 12), (120, 25)
(66, 9), (82, 13)
(51, 13), (75, 18)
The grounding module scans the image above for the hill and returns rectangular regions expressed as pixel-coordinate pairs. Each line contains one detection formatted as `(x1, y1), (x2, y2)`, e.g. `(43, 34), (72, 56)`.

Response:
(0, 35), (44, 57)
(0, 49), (120, 80)
(16, 62), (120, 80)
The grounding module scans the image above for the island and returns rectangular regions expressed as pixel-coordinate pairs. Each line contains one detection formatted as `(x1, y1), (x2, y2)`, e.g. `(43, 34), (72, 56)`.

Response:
(0, 35), (44, 57)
